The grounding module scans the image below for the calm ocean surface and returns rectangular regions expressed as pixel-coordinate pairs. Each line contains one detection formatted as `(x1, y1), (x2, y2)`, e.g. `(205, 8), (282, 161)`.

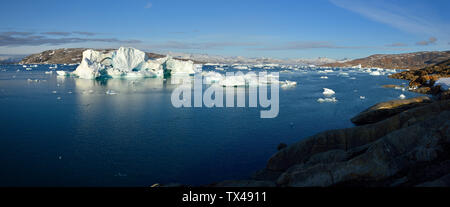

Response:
(0, 64), (422, 186)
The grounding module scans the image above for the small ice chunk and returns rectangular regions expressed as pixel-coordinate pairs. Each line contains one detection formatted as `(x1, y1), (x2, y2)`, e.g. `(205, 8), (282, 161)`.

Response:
(280, 80), (297, 88)
(434, 77), (450, 91)
(317, 97), (337, 103)
(360, 96), (366, 99)
(45, 71), (53, 74)
(320, 76), (328, 79)
(56, 71), (67, 76)
(399, 94), (406, 99)
(369, 71), (381, 76)
(322, 88), (335, 96)
(52, 91), (57, 94)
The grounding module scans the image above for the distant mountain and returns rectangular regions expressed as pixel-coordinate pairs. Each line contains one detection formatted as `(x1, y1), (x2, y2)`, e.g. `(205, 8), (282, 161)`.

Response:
(166, 52), (343, 65)
(19, 48), (203, 64)
(0, 54), (27, 64)
(321, 51), (450, 70)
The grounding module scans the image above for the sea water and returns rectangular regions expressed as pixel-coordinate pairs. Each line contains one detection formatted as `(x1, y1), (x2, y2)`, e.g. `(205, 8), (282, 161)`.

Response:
(0, 64), (423, 186)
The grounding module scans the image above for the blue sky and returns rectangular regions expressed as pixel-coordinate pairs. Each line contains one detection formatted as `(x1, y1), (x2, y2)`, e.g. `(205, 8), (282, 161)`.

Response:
(0, 0), (449, 59)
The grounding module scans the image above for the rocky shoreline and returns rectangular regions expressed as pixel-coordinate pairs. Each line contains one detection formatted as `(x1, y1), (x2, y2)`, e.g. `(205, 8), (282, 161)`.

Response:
(209, 99), (450, 187)
(322, 51), (450, 70)
(208, 60), (450, 187)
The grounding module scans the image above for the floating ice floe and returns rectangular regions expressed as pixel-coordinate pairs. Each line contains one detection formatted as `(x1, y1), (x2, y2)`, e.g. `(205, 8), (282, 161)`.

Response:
(233, 65), (249, 70)
(201, 71), (285, 87)
(322, 88), (335, 96)
(399, 94), (406, 99)
(318, 69), (334, 74)
(44, 71), (53, 74)
(106, 89), (117, 95)
(56, 71), (67, 76)
(219, 75), (247, 87)
(320, 76), (328, 79)
(434, 77), (450, 91)
(72, 47), (196, 79)
(360, 96), (366, 99)
(280, 80), (297, 89)
(202, 71), (224, 84)
(369, 71), (382, 76)
(317, 97), (337, 103)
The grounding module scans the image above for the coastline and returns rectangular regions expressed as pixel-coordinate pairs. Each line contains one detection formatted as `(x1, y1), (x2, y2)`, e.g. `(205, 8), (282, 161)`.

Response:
(206, 62), (450, 187)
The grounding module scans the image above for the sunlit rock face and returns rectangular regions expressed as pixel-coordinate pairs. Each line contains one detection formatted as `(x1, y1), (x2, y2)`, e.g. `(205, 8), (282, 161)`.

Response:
(72, 47), (196, 79)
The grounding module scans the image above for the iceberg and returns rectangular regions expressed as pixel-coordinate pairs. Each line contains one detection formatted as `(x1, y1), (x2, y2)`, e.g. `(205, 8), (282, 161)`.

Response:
(317, 97), (337, 103)
(164, 57), (196, 75)
(218, 75), (246, 87)
(399, 94), (406, 99)
(202, 71), (224, 84)
(72, 47), (197, 79)
(434, 77), (450, 91)
(201, 71), (282, 87)
(280, 80), (297, 88)
(111, 47), (146, 72)
(72, 50), (106, 79)
(233, 65), (249, 70)
(322, 88), (335, 96)
(369, 71), (382, 76)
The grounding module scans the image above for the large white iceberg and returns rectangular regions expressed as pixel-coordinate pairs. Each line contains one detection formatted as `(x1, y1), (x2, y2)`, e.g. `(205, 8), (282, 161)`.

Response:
(72, 50), (105, 79)
(72, 47), (196, 79)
